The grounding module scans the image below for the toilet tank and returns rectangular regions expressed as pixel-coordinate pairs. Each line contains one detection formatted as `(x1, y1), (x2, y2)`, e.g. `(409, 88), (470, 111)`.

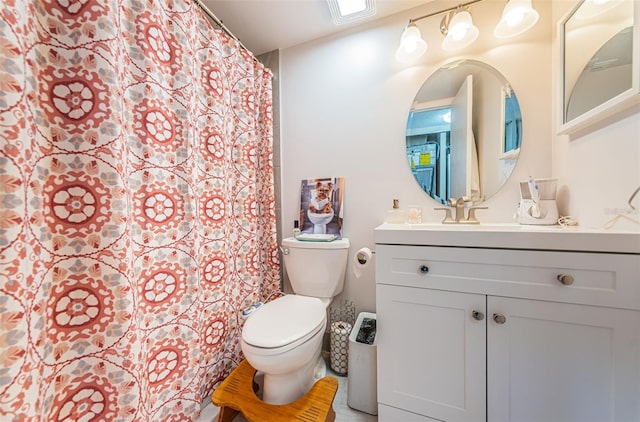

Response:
(281, 237), (350, 299)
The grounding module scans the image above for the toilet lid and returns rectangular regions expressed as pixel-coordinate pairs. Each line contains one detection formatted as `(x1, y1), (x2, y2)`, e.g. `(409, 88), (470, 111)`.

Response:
(242, 295), (326, 349)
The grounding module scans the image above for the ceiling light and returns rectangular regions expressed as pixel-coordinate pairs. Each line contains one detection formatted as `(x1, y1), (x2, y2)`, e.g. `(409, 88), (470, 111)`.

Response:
(337, 0), (366, 16)
(327, 0), (376, 25)
(494, 0), (540, 38)
(441, 9), (480, 51)
(396, 0), (540, 63)
(396, 22), (428, 63)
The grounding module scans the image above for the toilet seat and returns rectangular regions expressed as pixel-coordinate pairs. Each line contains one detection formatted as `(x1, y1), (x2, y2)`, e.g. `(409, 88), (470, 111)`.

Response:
(242, 295), (326, 355)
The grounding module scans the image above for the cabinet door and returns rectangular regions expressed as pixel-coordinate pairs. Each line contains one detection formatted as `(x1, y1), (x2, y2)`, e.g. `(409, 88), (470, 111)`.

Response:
(488, 296), (640, 422)
(378, 403), (442, 421)
(376, 284), (486, 422)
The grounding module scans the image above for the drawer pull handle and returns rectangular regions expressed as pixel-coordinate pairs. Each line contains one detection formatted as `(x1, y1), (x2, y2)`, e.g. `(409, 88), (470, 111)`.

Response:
(419, 265), (429, 274)
(472, 310), (485, 321)
(557, 273), (574, 286)
(493, 313), (506, 324)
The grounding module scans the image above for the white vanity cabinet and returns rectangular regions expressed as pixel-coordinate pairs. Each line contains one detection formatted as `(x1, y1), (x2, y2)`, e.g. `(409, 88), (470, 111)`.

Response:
(487, 296), (640, 422)
(376, 283), (486, 421)
(374, 225), (640, 422)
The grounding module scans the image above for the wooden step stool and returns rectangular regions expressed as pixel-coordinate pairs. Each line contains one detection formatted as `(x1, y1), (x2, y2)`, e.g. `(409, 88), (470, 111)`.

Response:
(211, 359), (339, 422)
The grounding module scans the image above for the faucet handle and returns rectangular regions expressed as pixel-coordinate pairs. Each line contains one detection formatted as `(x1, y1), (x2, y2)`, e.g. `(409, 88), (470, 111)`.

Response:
(434, 207), (455, 224)
(449, 196), (471, 205)
(466, 206), (488, 224)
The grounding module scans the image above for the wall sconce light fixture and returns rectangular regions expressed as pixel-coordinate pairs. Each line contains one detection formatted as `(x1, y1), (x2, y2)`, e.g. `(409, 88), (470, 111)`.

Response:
(441, 8), (480, 51)
(396, 0), (539, 63)
(494, 0), (539, 38)
(396, 22), (428, 62)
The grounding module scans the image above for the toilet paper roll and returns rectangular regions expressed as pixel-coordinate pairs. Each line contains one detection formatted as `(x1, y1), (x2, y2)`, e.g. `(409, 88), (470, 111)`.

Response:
(352, 247), (373, 278)
(330, 321), (352, 375)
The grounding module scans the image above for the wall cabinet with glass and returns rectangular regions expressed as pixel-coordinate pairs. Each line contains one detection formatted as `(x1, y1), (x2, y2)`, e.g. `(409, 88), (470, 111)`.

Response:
(559, 0), (639, 134)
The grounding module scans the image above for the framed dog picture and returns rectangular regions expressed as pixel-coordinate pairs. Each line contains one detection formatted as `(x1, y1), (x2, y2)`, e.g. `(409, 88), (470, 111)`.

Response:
(299, 177), (344, 239)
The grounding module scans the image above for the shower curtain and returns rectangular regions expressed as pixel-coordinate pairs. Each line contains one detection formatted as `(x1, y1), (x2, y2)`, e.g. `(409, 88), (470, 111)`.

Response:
(0, 0), (280, 420)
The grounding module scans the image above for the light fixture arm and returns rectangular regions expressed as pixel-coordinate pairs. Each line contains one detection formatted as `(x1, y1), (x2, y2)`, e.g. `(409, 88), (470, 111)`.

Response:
(408, 0), (485, 26)
(440, 11), (453, 36)
(439, 6), (473, 36)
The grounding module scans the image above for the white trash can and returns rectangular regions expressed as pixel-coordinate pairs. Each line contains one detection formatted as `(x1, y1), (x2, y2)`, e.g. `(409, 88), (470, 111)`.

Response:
(347, 312), (377, 415)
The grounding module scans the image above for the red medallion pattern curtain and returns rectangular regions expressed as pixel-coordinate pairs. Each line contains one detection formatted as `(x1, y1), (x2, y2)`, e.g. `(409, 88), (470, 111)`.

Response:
(0, 0), (281, 420)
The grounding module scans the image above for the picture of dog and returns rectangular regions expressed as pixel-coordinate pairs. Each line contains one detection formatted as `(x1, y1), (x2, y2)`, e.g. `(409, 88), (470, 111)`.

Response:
(298, 176), (344, 239)
(309, 181), (333, 214)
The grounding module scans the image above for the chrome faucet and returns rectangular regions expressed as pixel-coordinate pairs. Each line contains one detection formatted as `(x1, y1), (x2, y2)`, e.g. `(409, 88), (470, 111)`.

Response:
(434, 197), (487, 224)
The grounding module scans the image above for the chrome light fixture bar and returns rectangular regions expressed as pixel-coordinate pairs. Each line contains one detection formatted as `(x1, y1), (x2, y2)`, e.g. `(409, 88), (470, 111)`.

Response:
(396, 0), (539, 63)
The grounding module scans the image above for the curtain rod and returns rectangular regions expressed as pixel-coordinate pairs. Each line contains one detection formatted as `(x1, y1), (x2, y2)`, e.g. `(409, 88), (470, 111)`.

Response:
(192, 0), (258, 62)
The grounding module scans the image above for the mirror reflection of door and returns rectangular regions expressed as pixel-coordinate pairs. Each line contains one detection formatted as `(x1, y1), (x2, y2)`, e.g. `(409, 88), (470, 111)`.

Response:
(406, 75), (480, 205)
(450, 75), (476, 201)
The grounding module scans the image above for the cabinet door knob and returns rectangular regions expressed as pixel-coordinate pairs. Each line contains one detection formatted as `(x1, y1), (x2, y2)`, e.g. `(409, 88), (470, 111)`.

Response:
(419, 265), (429, 274)
(472, 310), (485, 321)
(557, 273), (574, 285)
(493, 313), (506, 324)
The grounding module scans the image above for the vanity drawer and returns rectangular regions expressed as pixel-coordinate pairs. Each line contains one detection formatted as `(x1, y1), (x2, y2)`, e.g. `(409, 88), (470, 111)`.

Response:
(375, 244), (640, 310)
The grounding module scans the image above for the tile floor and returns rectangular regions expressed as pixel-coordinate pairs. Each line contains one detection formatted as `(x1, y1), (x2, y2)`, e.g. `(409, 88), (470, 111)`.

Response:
(197, 361), (378, 422)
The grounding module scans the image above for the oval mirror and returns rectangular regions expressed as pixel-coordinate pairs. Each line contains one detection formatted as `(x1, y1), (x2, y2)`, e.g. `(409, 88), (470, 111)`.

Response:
(406, 59), (522, 205)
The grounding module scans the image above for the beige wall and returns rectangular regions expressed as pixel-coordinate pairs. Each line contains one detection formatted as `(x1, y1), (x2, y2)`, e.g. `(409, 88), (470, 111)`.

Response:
(279, 0), (638, 315)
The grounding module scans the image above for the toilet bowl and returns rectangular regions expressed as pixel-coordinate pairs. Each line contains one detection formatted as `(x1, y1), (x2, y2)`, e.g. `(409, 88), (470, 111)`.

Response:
(307, 209), (334, 234)
(241, 295), (328, 404)
(240, 237), (349, 405)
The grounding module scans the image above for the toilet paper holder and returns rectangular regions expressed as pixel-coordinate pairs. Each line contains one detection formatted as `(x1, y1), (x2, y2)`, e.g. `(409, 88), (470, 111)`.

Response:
(356, 249), (375, 264)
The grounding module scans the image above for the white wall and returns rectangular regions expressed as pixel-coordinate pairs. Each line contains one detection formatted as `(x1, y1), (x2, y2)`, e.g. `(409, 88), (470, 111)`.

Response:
(279, 0), (637, 315)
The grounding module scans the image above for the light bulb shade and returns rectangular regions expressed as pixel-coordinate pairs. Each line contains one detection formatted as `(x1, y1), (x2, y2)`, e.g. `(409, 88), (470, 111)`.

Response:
(442, 10), (479, 51)
(494, 0), (539, 38)
(396, 23), (428, 63)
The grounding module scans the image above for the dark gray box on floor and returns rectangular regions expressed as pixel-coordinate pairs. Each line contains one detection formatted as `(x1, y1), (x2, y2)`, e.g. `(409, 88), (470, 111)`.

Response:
(347, 312), (378, 415)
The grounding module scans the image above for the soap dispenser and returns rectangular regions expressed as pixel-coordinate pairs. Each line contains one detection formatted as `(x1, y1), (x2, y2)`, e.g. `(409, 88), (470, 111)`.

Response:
(293, 220), (301, 238)
(385, 199), (406, 224)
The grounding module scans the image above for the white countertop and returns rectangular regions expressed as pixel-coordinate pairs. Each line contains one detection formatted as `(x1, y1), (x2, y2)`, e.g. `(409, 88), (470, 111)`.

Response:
(374, 223), (640, 254)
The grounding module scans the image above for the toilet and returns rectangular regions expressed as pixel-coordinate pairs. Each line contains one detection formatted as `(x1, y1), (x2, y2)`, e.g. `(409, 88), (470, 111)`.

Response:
(240, 237), (350, 405)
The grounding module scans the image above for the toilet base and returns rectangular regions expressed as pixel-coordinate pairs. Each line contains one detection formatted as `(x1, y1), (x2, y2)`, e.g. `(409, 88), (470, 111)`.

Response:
(262, 353), (325, 405)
